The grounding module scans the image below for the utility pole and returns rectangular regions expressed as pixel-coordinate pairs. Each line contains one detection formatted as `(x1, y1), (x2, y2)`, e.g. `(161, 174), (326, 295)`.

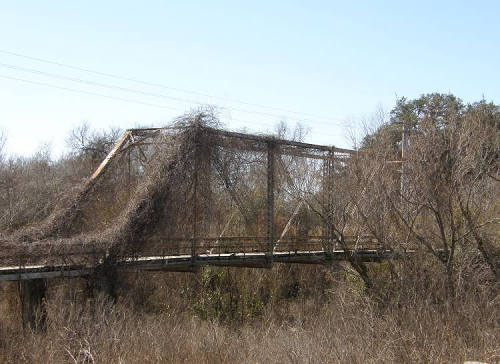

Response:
(400, 118), (409, 206)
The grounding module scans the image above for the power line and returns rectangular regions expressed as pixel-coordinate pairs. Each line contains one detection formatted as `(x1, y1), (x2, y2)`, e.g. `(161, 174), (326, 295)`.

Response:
(0, 61), (343, 125)
(0, 74), (349, 147)
(0, 61), (347, 129)
(0, 62), (205, 106)
(0, 49), (346, 124)
(0, 73), (289, 130)
(0, 74), (185, 111)
(0, 73), (271, 128)
(0, 71), (347, 139)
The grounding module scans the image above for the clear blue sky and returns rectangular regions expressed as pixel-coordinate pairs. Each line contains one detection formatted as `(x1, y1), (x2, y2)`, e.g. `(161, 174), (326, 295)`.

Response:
(1, 1), (499, 157)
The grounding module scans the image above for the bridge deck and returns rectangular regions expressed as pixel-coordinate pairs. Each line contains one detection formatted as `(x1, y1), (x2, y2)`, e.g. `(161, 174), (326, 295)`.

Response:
(0, 249), (399, 281)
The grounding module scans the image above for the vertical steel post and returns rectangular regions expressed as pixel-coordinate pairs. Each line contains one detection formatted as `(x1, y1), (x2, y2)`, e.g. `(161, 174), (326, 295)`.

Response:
(322, 150), (334, 254)
(266, 142), (275, 266)
(191, 126), (200, 266)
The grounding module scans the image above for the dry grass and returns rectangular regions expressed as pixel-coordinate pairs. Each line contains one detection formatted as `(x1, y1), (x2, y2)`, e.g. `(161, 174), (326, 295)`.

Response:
(0, 104), (498, 363)
(1, 266), (499, 364)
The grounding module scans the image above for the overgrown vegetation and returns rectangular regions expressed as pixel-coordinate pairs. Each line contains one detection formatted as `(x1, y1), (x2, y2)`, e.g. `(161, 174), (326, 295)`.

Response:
(0, 94), (499, 363)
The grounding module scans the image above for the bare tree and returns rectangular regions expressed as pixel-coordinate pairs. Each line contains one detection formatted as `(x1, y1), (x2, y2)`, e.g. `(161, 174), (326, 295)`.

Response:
(66, 122), (122, 171)
(350, 95), (500, 295)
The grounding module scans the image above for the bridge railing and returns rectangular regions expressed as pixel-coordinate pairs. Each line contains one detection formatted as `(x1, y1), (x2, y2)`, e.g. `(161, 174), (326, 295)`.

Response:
(1, 235), (389, 269)
(140, 235), (384, 257)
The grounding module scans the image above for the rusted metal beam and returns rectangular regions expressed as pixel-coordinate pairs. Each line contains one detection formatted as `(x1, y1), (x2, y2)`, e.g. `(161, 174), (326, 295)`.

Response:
(275, 200), (304, 251)
(89, 131), (131, 181)
(267, 142), (276, 265)
(203, 127), (355, 154)
(322, 152), (335, 253)
(1, 249), (423, 281)
(127, 125), (355, 155)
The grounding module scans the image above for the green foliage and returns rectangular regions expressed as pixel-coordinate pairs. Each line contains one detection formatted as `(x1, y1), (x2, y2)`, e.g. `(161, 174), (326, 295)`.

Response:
(362, 93), (500, 155)
(391, 93), (464, 129)
(191, 267), (266, 323)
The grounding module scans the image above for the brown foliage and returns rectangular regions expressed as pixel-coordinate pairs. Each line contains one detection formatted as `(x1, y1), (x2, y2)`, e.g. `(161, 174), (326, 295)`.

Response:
(0, 100), (499, 363)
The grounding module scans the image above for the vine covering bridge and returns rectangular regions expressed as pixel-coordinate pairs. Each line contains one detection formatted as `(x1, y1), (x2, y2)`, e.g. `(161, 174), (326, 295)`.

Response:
(1, 115), (420, 328)
(1, 116), (405, 284)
